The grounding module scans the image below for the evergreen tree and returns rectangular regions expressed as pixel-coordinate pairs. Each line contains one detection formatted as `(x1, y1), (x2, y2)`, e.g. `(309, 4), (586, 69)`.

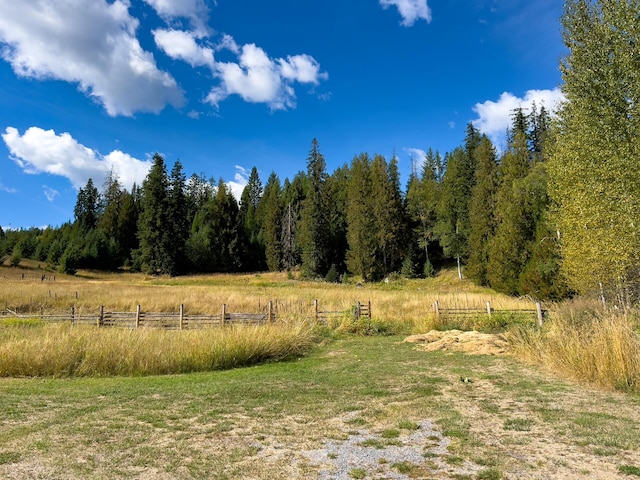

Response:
(299, 139), (330, 278)
(346, 153), (377, 280)
(486, 132), (531, 294)
(167, 160), (189, 275)
(549, 0), (640, 303)
(405, 149), (441, 276)
(74, 178), (100, 231)
(138, 153), (171, 275)
(281, 173), (306, 271)
(466, 135), (498, 285)
(436, 148), (471, 279)
(259, 172), (283, 272)
(239, 166), (265, 271)
(325, 164), (349, 275)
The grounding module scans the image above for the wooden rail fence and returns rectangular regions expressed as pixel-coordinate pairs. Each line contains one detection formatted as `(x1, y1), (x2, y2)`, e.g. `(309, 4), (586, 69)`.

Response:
(0, 300), (370, 329)
(313, 300), (371, 323)
(433, 300), (545, 326)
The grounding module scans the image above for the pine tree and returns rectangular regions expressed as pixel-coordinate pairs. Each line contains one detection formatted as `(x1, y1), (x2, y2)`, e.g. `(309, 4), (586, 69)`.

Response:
(138, 153), (171, 274)
(74, 178), (100, 231)
(486, 132), (531, 294)
(466, 135), (498, 285)
(281, 173), (306, 271)
(260, 172), (283, 272)
(346, 153), (377, 280)
(167, 160), (189, 275)
(239, 166), (265, 271)
(300, 139), (330, 278)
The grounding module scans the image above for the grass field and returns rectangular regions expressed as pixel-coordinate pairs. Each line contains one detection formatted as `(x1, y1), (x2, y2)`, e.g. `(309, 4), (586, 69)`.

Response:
(1, 335), (640, 479)
(1, 261), (640, 478)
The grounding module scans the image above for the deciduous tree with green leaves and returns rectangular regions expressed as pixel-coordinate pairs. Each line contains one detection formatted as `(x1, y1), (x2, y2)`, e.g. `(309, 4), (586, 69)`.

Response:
(549, 0), (640, 303)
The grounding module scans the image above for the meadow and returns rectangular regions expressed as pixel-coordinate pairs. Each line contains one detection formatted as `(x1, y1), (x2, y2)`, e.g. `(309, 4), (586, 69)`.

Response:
(1, 261), (640, 478)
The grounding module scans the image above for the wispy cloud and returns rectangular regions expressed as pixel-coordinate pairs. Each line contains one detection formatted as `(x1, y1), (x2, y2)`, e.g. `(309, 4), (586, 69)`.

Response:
(0, 181), (17, 194)
(379, 0), (432, 26)
(42, 185), (59, 202)
(0, 0), (184, 117)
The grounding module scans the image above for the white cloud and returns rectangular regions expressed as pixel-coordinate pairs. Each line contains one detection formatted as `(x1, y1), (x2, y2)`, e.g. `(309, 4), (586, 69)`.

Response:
(472, 88), (565, 140)
(379, 0), (432, 26)
(0, 181), (16, 194)
(2, 127), (151, 190)
(206, 41), (328, 111)
(42, 186), (59, 202)
(153, 29), (215, 69)
(226, 165), (249, 201)
(143, 0), (209, 34)
(0, 0), (184, 116)
(279, 55), (328, 84)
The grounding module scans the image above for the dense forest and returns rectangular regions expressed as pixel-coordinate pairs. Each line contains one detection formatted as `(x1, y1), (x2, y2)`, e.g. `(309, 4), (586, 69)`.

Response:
(1, 0), (638, 306)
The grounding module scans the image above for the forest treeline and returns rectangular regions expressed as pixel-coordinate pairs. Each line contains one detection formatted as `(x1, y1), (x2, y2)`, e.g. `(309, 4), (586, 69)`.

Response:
(0, 109), (566, 300)
(1, 0), (638, 306)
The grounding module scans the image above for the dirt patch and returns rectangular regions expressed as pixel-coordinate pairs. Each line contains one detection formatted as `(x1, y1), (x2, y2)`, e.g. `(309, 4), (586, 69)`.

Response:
(404, 329), (509, 356)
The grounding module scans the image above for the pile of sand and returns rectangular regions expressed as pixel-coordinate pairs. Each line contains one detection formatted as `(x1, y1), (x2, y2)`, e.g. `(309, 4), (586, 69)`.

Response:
(404, 329), (509, 356)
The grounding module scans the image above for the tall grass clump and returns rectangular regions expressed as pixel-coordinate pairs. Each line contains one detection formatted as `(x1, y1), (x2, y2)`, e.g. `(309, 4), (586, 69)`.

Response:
(510, 299), (640, 392)
(0, 320), (317, 377)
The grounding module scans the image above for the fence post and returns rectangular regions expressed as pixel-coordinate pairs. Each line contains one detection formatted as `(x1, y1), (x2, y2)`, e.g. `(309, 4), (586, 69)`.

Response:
(268, 301), (273, 323)
(136, 305), (141, 328)
(99, 306), (104, 327)
(356, 301), (361, 320)
(71, 306), (75, 326)
(434, 300), (440, 317)
(222, 304), (227, 325)
(314, 299), (319, 323)
(368, 301), (372, 319)
(536, 302), (543, 327)
(40, 307), (44, 322)
(179, 304), (184, 330)
(486, 301), (492, 316)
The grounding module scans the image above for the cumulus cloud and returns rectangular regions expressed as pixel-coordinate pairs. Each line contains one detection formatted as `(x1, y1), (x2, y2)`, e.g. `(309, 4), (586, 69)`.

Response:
(0, 0), (184, 116)
(207, 41), (328, 110)
(153, 29), (215, 68)
(2, 127), (152, 190)
(472, 88), (565, 140)
(379, 0), (432, 26)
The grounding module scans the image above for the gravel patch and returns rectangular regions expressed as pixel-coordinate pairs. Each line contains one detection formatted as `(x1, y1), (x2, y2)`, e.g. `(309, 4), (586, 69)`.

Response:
(302, 418), (480, 479)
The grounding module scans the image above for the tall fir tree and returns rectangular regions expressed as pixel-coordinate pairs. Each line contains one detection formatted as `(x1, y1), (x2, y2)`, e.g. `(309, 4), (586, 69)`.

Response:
(486, 132), (532, 294)
(466, 135), (498, 285)
(138, 153), (171, 275)
(259, 172), (283, 272)
(299, 139), (330, 278)
(346, 153), (377, 280)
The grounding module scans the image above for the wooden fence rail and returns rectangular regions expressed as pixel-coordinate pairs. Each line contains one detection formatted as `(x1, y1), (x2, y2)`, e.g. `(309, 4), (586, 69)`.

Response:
(433, 300), (545, 326)
(0, 299), (368, 329)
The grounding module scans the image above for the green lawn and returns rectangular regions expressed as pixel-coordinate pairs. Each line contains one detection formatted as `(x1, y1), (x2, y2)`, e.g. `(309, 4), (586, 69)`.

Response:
(1, 335), (639, 479)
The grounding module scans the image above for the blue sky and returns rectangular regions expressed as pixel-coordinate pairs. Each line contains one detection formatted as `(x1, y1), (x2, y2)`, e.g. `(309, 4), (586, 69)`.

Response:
(0, 0), (565, 229)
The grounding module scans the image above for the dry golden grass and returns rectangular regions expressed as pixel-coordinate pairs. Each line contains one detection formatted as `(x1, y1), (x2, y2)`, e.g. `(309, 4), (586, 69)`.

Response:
(0, 320), (316, 377)
(510, 299), (640, 392)
(0, 260), (535, 325)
